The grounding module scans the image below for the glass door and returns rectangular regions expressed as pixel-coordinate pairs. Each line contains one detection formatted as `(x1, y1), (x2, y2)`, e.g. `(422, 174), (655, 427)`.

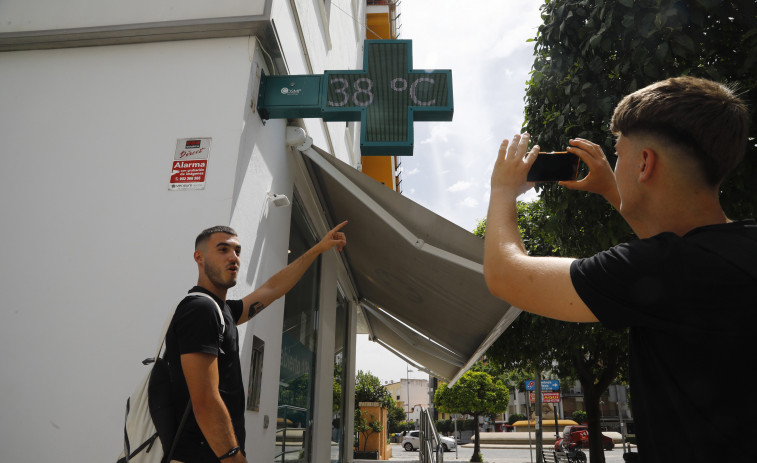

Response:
(276, 197), (320, 463)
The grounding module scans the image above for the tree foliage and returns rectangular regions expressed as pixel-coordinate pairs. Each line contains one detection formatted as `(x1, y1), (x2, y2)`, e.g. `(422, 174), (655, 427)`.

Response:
(354, 370), (393, 409)
(476, 202), (627, 463)
(386, 402), (408, 434)
(434, 371), (509, 462)
(354, 408), (384, 452)
(524, 0), (757, 255)
(509, 1), (757, 461)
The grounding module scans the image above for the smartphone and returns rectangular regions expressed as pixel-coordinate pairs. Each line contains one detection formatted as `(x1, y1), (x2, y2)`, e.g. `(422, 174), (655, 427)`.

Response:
(527, 151), (580, 182)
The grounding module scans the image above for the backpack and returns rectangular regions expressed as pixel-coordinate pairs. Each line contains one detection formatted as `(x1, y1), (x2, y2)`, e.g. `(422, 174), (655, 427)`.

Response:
(117, 292), (225, 463)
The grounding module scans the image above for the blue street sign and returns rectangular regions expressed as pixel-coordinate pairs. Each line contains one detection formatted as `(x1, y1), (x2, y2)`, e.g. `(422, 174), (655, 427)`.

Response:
(525, 380), (560, 391)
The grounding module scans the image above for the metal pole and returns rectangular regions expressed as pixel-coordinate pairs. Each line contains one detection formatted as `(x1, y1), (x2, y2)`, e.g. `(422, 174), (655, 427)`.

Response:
(454, 415), (458, 459)
(535, 371), (543, 463)
(282, 406), (288, 463)
(617, 398), (626, 452)
(526, 396), (533, 463)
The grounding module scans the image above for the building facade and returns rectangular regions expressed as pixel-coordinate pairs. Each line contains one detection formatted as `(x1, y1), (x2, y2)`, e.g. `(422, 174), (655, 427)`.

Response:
(0, 2), (365, 462)
(0, 2), (519, 463)
(385, 377), (430, 424)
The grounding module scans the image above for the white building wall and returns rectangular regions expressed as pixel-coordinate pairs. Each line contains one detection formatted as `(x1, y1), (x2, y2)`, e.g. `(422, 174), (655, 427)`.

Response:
(0, 37), (265, 463)
(0, 1), (364, 462)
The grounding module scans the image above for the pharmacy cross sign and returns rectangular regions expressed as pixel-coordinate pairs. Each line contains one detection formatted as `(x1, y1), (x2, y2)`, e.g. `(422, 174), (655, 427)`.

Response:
(257, 40), (453, 156)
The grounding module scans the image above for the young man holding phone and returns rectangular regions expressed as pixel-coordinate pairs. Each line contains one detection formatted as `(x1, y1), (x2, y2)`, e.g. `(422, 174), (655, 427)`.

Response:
(484, 76), (756, 462)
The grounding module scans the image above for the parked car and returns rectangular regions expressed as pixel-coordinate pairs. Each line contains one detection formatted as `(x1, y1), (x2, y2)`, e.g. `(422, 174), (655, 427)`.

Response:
(554, 425), (614, 451)
(401, 430), (456, 452)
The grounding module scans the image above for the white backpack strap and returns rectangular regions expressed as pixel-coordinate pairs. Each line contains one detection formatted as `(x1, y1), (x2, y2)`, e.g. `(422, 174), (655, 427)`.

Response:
(152, 292), (226, 361)
(188, 291), (226, 335)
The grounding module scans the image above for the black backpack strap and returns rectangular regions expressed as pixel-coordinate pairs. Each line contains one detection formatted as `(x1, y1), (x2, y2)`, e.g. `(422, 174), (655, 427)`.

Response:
(164, 401), (192, 462)
(160, 292), (225, 462)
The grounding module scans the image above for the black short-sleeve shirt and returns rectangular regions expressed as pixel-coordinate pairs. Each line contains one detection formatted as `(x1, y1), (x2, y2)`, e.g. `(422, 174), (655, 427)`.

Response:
(164, 287), (245, 463)
(570, 220), (757, 463)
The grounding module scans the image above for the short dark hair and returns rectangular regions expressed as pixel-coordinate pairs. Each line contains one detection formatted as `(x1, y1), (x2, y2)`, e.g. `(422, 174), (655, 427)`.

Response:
(610, 76), (749, 186)
(195, 225), (237, 249)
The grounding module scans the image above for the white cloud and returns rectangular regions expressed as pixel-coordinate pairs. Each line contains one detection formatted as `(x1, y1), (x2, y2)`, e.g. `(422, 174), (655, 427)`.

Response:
(459, 196), (479, 208)
(447, 180), (471, 192)
(357, 0), (546, 375)
(419, 123), (450, 145)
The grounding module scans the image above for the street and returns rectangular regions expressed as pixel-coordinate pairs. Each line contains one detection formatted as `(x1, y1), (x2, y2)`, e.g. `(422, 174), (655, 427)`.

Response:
(387, 443), (630, 463)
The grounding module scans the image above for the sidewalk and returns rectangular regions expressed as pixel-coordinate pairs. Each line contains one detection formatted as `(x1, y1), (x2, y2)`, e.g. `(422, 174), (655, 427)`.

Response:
(359, 439), (633, 463)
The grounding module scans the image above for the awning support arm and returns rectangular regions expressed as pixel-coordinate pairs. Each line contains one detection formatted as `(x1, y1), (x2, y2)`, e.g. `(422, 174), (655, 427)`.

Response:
(360, 299), (466, 367)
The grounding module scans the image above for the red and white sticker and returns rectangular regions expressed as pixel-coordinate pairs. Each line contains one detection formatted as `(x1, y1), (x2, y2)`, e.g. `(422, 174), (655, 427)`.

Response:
(169, 138), (211, 190)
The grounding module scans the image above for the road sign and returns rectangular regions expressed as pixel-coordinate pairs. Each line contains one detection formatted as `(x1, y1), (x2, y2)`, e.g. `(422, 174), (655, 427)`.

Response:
(525, 379), (560, 391)
(529, 391), (561, 403)
(257, 40), (453, 156)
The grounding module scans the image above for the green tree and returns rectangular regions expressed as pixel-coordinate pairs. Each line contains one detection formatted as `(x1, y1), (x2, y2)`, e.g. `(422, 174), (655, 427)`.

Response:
(476, 203), (627, 463)
(354, 409), (384, 452)
(434, 371), (510, 462)
(386, 402), (407, 434)
(354, 370), (393, 408)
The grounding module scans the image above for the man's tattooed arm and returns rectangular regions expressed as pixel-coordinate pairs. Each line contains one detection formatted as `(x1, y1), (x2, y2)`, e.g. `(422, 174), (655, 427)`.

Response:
(248, 301), (266, 320)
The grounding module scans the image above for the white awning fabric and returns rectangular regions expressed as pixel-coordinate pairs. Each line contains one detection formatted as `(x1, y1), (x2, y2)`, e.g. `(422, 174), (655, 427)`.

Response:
(301, 146), (521, 385)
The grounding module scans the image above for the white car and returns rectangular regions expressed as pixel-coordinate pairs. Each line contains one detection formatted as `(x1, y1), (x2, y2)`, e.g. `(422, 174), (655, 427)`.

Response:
(401, 430), (456, 452)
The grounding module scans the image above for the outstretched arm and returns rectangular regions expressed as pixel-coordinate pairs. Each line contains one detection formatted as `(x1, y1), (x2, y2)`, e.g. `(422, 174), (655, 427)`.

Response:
(236, 221), (347, 324)
(484, 133), (597, 323)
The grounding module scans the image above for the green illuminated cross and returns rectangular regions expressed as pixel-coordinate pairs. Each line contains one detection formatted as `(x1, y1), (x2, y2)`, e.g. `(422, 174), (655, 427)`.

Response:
(323, 40), (453, 156)
(257, 40), (453, 156)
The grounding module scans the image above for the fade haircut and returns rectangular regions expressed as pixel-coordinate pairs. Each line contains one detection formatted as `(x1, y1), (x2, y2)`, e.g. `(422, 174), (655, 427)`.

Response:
(610, 76), (749, 186)
(195, 225), (238, 250)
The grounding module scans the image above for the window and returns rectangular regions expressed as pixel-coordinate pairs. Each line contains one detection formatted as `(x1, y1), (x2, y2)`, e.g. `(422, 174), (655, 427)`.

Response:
(246, 336), (265, 412)
(331, 289), (350, 463)
(276, 196), (320, 463)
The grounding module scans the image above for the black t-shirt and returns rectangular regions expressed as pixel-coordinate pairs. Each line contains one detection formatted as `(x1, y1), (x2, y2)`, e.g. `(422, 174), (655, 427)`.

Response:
(164, 287), (245, 463)
(570, 220), (757, 463)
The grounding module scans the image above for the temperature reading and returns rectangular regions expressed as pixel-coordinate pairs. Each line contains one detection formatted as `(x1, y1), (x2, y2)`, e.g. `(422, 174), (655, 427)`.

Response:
(258, 40), (452, 155)
(327, 76), (437, 107)
(390, 77), (437, 106)
(328, 77), (374, 107)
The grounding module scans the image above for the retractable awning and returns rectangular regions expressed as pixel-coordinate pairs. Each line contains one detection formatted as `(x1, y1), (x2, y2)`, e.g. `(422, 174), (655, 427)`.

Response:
(301, 146), (521, 385)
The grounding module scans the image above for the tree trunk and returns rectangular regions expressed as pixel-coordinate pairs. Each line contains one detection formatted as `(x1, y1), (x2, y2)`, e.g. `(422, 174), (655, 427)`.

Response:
(470, 414), (482, 462)
(573, 344), (622, 463)
(582, 387), (605, 463)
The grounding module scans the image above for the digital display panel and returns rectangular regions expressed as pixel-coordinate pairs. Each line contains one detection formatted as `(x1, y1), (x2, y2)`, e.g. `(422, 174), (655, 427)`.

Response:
(257, 40), (453, 156)
(323, 40), (452, 155)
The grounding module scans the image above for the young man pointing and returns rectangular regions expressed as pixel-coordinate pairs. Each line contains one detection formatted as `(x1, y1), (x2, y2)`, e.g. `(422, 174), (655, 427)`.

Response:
(165, 221), (347, 463)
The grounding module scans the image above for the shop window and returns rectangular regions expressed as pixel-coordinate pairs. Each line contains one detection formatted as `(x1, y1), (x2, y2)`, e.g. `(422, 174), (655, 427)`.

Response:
(246, 336), (265, 412)
(276, 196), (320, 463)
(331, 289), (350, 463)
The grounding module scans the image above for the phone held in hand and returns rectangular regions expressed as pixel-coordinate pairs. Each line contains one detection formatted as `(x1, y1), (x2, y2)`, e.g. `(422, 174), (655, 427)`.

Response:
(527, 151), (580, 182)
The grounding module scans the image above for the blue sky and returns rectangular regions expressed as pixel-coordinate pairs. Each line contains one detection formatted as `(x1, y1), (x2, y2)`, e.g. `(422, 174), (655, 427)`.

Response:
(355, 0), (545, 383)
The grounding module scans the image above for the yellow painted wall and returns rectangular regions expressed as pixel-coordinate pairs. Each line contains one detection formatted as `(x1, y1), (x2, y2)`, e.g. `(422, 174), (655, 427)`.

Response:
(362, 7), (399, 190)
(361, 155), (395, 189)
(367, 12), (392, 39)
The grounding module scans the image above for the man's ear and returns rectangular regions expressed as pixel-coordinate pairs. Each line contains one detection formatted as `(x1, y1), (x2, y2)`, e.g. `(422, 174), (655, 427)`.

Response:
(193, 249), (203, 265)
(638, 148), (656, 183)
